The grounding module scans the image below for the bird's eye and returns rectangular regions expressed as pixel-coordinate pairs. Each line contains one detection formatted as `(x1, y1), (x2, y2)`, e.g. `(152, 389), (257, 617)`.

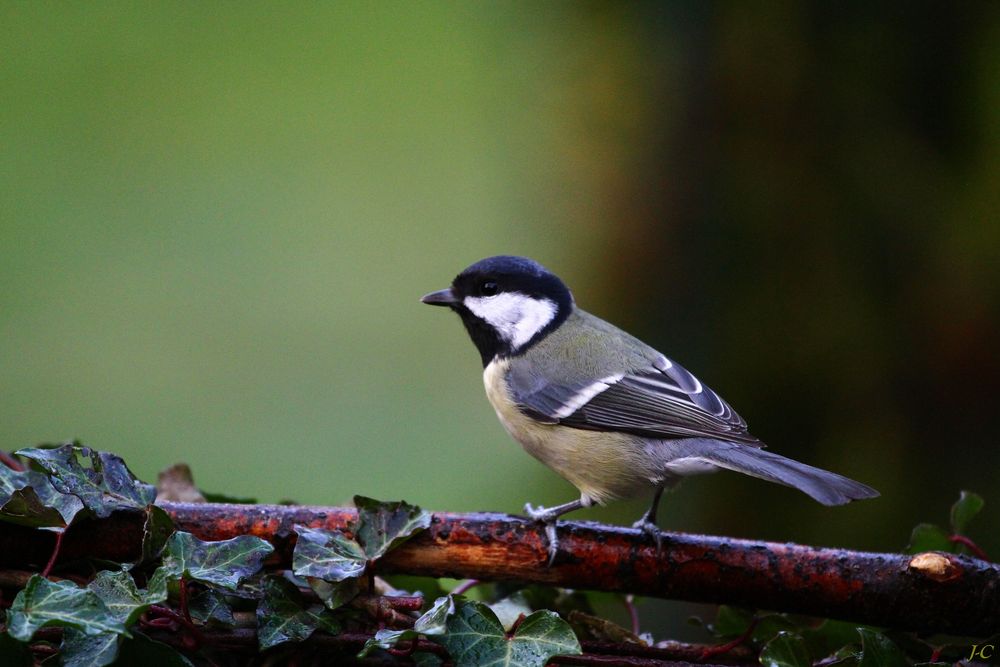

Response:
(480, 281), (499, 297)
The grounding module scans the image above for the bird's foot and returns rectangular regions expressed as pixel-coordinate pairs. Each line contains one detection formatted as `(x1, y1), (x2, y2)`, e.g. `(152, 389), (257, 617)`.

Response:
(523, 503), (561, 565)
(631, 517), (663, 555)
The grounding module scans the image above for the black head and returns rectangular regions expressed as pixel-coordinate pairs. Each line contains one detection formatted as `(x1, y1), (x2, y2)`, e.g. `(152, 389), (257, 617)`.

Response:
(421, 256), (574, 365)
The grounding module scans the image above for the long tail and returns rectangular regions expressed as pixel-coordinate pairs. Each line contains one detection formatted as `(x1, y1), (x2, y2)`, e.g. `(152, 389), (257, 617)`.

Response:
(673, 439), (879, 506)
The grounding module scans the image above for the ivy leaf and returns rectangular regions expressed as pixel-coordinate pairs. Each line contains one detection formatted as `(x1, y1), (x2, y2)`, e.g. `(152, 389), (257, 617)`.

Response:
(857, 629), (909, 667)
(354, 496), (431, 560)
(201, 491), (258, 504)
(0, 632), (32, 667)
(61, 628), (121, 667)
(566, 610), (644, 645)
(189, 588), (236, 627)
(17, 445), (155, 518)
(6, 575), (127, 641)
(414, 654), (443, 667)
(753, 614), (801, 642)
(360, 628), (417, 658)
(256, 575), (341, 650)
(115, 632), (196, 666)
(139, 505), (175, 564)
(0, 487), (68, 528)
(308, 576), (361, 610)
(905, 523), (953, 554)
(157, 531), (273, 591)
(491, 593), (534, 632)
(359, 595), (453, 658)
(950, 490), (984, 535)
(802, 619), (867, 657)
(711, 605), (755, 637)
(292, 525), (367, 582)
(414, 595), (455, 635)
(760, 632), (812, 667)
(434, 599), (580, 667)
(88, 569), (168, 627)
(0, 466), (84, 527)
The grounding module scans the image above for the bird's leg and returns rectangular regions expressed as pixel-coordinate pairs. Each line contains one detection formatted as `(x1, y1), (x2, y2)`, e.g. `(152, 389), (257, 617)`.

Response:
(632, 485), (665, 553)
(523, 497), (589, 565)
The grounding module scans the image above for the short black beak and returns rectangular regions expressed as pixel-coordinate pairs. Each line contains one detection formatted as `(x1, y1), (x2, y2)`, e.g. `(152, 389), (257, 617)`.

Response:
(421, 288), (458, 306)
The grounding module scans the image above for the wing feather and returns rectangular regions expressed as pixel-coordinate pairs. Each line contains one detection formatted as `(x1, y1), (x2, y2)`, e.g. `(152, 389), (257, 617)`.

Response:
(512, 356), (761, 446)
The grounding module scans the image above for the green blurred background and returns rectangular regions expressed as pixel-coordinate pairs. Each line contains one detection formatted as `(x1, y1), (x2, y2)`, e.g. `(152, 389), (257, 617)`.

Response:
(2, 2), (997, 636)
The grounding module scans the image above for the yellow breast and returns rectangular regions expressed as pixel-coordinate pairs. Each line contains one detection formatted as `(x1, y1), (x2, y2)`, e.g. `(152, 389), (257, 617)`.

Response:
(482, 359), (656, 504)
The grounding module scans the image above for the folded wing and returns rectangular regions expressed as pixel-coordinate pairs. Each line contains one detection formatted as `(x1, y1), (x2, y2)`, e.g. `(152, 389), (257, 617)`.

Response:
(512, 355), (762, 446)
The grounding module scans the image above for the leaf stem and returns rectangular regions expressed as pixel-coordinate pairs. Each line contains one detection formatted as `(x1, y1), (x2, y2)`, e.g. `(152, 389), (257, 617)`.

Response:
(179, 574), (192, 624)
(451, 578), (481, 596)
(949, 535), (990, 561)
(41, 529), (66, 578)
(699, 616), (759, 661)
(0, 451), (24, 471)
(622, 594), (640, 636)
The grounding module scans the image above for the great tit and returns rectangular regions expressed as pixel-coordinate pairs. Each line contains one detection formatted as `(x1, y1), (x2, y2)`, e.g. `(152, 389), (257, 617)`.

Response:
(422, 255), (878, 560)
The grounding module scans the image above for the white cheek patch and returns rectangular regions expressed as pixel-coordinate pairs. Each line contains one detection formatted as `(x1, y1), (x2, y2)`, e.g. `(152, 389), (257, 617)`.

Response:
(464, 292), (557, 351)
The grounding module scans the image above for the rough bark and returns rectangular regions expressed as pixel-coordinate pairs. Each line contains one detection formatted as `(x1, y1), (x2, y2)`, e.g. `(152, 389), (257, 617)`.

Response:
(0, 501), (994, 636)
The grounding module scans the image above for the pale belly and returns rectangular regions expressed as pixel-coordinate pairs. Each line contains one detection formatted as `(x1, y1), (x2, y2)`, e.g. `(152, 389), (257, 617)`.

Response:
(482, 360), (658, 504)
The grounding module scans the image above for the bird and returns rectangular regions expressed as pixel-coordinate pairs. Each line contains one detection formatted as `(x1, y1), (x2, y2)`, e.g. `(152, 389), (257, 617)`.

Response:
(422, 255), (878, 561)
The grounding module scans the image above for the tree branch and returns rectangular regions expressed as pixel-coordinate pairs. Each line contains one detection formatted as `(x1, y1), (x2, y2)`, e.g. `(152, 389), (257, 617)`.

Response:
(0, 501), (995, 636)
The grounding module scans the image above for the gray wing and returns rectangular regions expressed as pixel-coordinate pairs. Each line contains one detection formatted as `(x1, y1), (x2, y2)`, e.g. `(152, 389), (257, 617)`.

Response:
(509, 355), (762, 446)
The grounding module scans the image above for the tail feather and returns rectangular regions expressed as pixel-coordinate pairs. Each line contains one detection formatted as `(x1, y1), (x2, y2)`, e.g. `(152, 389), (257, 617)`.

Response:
(678, 439), (879, 506)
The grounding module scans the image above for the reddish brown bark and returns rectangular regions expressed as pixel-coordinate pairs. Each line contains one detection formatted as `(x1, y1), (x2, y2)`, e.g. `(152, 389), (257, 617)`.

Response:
(0, 501), (995, 636)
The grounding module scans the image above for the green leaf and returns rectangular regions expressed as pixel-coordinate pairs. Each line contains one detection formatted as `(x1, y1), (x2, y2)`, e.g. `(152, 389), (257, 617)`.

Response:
(0, 487), (68, 528)
(6, 575), (127, 641)
(139, 505), (175, 564)
(435, 599), (580, 667)
(61, 628), (121, 667)
(753, 614), (800, 642)
(802, 619), (867, 657)
(711, 605), (755, 637)
(88, 570), (168, 627)
(491, 593), (533, 632)
(115, 632), (195, 666)
(905, 523), (953, 554)
(354, 496), (432, 560)
(360, 628), (417, 658)
(359, 596), (454, 658)
(950, 490), (984, 535)
(201, 491), (258, 504)
(759, 632), (812, 667)
(0, 466), (84, 527)
(292, 525), (367, 582)
(857, 629), (909, 667)
(158, 531), (273, 591)
(17, 445), (155, 518)
(308, 576), (361, 610)
(188, 588), (235, 627)
(0, 632), (32, 667)
(256, 575), (341, 650)
(416, 595), (456, 635)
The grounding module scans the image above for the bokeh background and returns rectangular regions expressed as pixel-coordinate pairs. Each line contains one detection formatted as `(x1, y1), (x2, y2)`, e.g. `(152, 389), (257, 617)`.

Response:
(3, 2), (997, 637)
